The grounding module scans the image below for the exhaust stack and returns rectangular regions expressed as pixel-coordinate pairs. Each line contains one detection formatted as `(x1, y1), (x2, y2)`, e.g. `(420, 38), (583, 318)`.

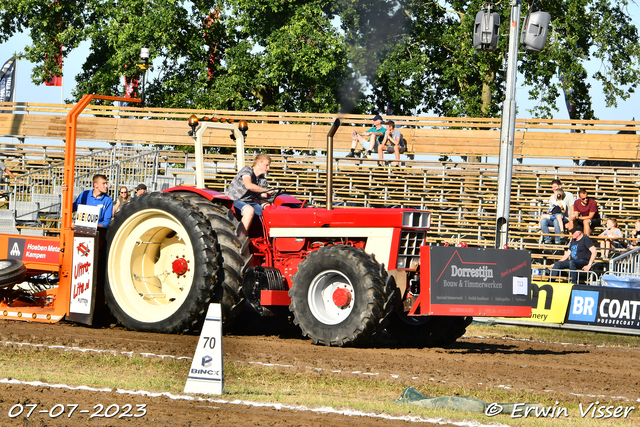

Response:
(326, 118), (340, 210)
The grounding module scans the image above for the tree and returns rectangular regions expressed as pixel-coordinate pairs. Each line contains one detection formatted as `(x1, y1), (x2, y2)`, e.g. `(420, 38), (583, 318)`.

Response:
(0, 0), (349, 114)
(520, 0), (640, 119)
(338, 0), (640, 119)
(217, 0), (348, 112)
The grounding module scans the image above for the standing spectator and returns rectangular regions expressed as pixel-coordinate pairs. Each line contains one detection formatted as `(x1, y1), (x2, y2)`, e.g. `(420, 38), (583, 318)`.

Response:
(598, 217), (624, 258)
(539, 179), (575, 244)
(72, 174), (113, 228)
(0, 157), (16, 182)
(0, 157), (17, 200)
(551, 224), (597, 284)
(135, 183), (147, 197)
(566, 189), (601, 236)
(225, 154), (274, 236)
(377, 121), (407, 166)
(113, 186), (131, 214)
(346, 115), (386, 158)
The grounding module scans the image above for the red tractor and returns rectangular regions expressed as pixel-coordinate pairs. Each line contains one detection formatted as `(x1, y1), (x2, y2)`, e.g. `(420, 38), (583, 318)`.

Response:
(0, 96), (532, 347)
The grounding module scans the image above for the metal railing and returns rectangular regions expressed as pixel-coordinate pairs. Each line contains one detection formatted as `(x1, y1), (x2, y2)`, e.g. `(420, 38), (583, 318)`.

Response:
(74, 149), (161, 197)
(609, 247), (640, 277)
(533, 267), (599, 285)
(4, 145), (160, 229)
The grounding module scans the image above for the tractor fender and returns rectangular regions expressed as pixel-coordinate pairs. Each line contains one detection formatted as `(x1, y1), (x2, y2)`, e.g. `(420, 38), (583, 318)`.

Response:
(164, 186), (233, 209)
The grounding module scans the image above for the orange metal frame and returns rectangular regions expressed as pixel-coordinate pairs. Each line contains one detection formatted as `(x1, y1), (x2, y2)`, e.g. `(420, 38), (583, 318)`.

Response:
(0, 95), (141, 324)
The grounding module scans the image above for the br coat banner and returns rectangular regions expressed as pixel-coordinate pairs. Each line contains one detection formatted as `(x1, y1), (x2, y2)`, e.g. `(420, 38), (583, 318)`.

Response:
(566, 285), (640, 330)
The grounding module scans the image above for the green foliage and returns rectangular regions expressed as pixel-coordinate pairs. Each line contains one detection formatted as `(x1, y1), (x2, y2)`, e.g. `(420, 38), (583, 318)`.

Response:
(1, 0), (638, 119)
(338, 0), (639, 119)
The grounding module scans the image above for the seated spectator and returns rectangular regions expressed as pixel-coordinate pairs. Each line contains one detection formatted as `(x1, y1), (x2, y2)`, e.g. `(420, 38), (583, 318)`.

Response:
(346, 115), (386, 158)
(135, 183), (147, 196)
(113, 186), (131, 215)
(377, 120), (407, 167)
(551, 224), (597, 284)
(599, 217), (624, 258)
(566, 189), (601, 236)
(627, 219), (640, 251)
(541, 188), (567, 238)
(0, 157), (16, 182)
(539, 179), (574, 244)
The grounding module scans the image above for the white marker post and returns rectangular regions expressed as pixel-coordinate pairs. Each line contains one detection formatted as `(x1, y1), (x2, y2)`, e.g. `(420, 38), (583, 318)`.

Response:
(184, 303), (224, 395)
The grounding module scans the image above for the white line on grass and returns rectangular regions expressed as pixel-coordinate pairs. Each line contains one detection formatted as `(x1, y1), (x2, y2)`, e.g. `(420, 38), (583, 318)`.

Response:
(3, 339), (638, 403)
(1, 340), (191, 360)
(0, 378), (509, 427)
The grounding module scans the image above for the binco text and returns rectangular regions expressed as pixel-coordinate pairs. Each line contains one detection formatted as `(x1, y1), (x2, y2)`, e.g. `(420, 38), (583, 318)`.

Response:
(485, 401), (635, 419)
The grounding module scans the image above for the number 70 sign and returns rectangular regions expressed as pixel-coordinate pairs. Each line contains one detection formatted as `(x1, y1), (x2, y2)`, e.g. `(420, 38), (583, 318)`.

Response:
(184, 304), (224, 395)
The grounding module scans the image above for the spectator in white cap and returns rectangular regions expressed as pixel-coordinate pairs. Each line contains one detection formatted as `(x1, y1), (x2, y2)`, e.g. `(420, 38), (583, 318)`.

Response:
(345, 114), (386, 159)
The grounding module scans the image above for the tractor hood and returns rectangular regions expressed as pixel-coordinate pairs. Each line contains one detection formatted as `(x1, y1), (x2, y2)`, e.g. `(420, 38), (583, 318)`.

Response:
(263, 206), (430, 230)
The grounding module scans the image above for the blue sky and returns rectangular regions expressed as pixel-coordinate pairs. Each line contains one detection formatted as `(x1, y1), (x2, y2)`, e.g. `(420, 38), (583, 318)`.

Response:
(1, 7), (638, 121)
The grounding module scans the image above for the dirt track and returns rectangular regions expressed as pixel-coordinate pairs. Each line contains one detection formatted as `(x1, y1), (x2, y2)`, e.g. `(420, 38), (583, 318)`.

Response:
(1, 319), (640, 425)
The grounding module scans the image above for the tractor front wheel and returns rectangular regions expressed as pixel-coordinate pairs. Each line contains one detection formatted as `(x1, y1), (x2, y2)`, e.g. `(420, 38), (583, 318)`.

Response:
(289, 245), (393, 346)
(104, 192), (221, 333)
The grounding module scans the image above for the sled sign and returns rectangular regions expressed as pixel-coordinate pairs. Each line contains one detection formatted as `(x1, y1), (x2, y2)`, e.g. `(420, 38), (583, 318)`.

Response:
(6, 237), (60, 264)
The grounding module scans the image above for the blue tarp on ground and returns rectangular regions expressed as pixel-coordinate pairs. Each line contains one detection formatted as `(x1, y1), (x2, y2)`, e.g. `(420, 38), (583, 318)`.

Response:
(394, 387), (540, 414)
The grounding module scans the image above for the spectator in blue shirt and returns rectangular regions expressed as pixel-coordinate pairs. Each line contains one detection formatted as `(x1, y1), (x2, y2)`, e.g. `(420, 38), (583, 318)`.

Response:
(73, 174), (114, 228)
(346, 114), (386, 158)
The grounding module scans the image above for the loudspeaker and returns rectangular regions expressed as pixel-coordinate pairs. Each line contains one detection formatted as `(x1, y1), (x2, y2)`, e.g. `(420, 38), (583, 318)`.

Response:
(520, 11), (551, 52)
(473, 10), (501, 51)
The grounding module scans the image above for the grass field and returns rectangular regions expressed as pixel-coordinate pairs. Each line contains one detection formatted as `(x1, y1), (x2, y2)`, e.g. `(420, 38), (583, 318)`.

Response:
(1, 323), (639, 426)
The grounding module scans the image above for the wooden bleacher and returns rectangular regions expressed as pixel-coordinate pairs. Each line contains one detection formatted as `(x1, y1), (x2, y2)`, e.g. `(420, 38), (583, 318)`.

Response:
(1, 102), (639, 273)
(1, 101), (638, 159)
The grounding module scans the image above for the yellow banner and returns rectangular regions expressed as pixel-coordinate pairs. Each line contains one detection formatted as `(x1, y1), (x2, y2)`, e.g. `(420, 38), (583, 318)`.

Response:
(501, 281), (573, 324)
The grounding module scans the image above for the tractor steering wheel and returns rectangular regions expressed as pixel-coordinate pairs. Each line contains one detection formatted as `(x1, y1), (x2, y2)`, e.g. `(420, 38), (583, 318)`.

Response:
(264, 188), (286, 204)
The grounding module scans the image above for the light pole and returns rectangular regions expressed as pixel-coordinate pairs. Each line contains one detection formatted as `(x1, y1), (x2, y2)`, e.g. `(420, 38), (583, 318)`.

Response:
(137, 46), (150, 106)
(494, 0), (521, 249)
(474, 1), (550, 249)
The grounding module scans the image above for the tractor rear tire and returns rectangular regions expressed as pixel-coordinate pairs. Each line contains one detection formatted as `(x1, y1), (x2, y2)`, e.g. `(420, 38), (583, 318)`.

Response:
(181, 198), (251, 325)
(386, 313), (472, 347)
(104, 192), (221, 333)
(0, 259), (27, 288)
(289, 245), (394, 347)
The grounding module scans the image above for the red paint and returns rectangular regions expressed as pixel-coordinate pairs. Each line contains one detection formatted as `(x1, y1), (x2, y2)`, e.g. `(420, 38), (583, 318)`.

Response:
(260, 290), (291, 306)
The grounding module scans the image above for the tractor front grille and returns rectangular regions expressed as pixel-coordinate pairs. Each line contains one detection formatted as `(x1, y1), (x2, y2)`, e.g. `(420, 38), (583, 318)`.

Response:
(397, 230), (426, 269)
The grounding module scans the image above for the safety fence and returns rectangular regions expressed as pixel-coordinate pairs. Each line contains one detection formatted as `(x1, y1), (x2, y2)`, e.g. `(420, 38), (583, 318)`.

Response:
(609, 247), (640, 278)
(533, 268), (599, 286)
(1, 145), (160, 235)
